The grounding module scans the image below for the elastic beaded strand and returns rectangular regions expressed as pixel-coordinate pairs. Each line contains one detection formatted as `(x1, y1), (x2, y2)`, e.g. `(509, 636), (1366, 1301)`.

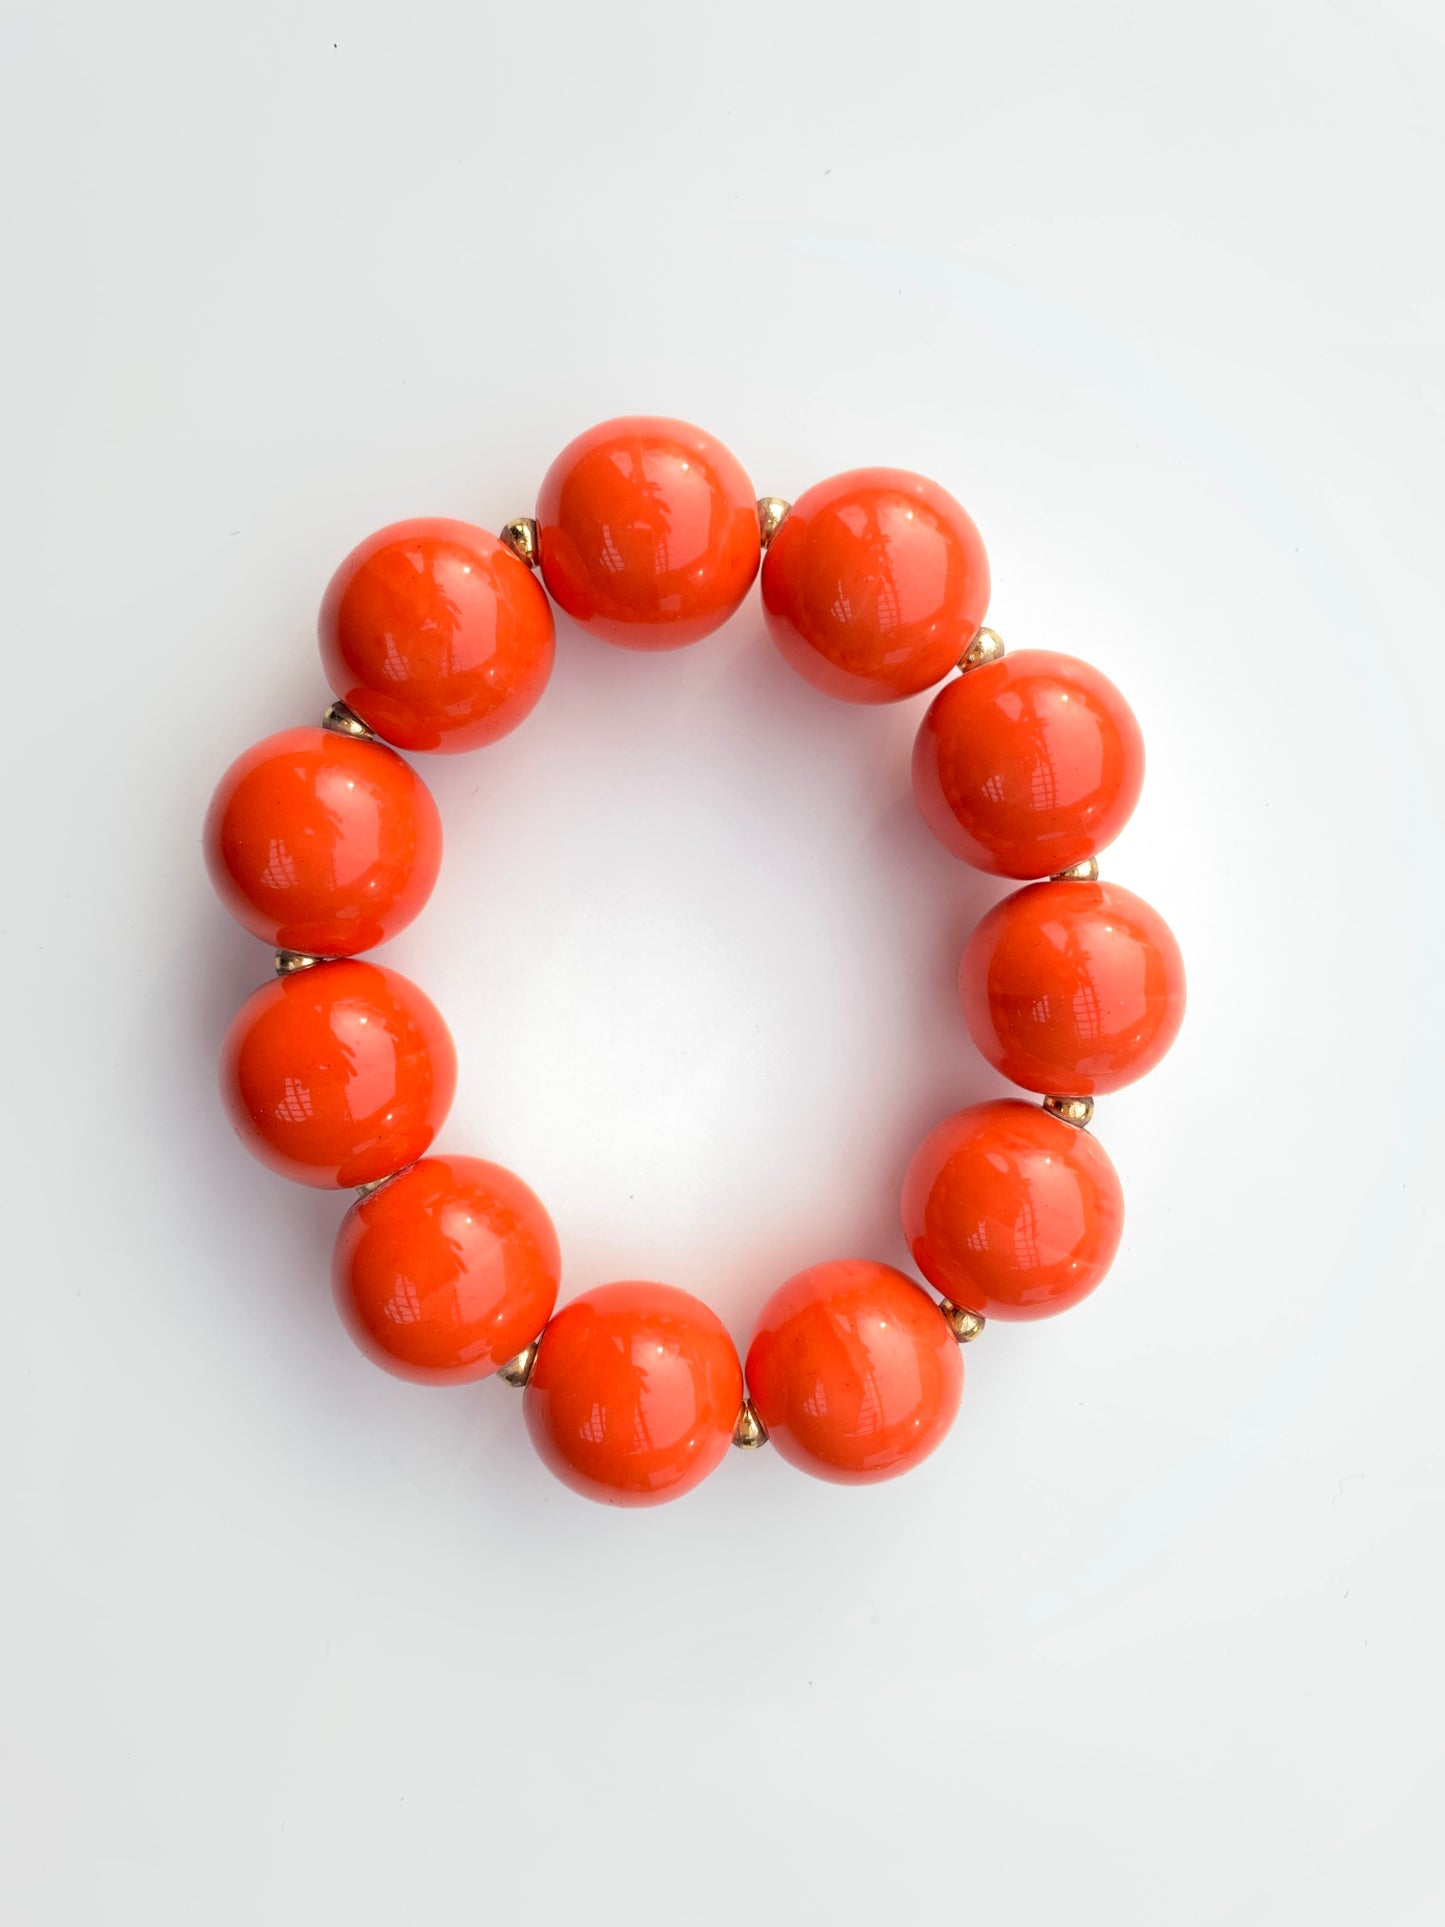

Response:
(204, 413), (1183, 1507)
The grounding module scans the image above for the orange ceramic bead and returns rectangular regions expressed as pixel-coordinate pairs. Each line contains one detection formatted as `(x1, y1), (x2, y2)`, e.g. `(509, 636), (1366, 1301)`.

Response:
(333, 1156), (559, 1383)
(913, 650), (1144, 877)
(761, 468), (990, 703)
(319, 517), (555, 751)
(220, 960), (456, 1188)
(959, 879), (1186, 1095)
(901, 1099), (1124, 1320)
(745, 1260), (962, 1484)
(203, 726), (443, 955)
(535, 416), (760, 649)
(523, 1282), (742, 1506)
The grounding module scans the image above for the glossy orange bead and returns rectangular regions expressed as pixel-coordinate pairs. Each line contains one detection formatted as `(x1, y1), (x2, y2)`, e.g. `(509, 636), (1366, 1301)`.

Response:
(535, 416), (760, 649)
(901, 1100), (1124, 1320)
(203, 726), (442, 955)
(913, 650), (1145, 877)
(761, 467), (990, 703)
(319, 517), (555, 751)
(220, 960), (456, 1188)
(960, 879), (1186, 1095)
(333, 1157), (559, 1383)
(523, 1282), (742, 1506)
(745, 1261), (963, 1484)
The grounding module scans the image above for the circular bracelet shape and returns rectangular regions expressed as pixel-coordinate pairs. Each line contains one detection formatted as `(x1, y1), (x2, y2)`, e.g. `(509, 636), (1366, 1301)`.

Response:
(205, 413), (1186, 1508)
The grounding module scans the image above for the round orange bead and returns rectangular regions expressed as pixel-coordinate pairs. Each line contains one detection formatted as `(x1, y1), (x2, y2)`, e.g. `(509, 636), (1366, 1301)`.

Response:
(203, 726), (442, 955)
(535, 416), (760, 649)
(745, 1260), (962, 1484)
(902, 1099), (1124, 1320)
(220, 960), (456, 1188)
(333, 1156), (559, 1383)
(761, 468), (990, 703)
(523, 1282), (742, 1506)
(913, 650), (1144, 877)
(959, 879), (1186, 1095)
(319, 517), (555, 752)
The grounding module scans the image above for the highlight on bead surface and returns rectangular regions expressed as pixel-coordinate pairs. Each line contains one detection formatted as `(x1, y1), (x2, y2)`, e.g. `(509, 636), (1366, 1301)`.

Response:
(761, 467), (990, 703)
(333, 1156), (560, 1383)
(902, 1099), (1125, 1321)
(535, 415), (761, 649)
(319, 516), (556, 752)
(744, 1260), (964, 1484)
(204, 726), (443, 955)
(220, 960), (457, 1189)
(912, 649), (1144, 878)
(523, 1282), (744, 1506)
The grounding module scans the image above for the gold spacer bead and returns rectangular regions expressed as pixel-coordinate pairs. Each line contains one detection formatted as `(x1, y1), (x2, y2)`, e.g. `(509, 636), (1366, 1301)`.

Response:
(322, 699), (378, 741)
(756, 497), (791, 551)
(732, 1397), (769, 1449)
(499, 516), (540, 569)
(274, 948), (324, 975)
(354, 1168), (409, 1198)
(1051, 858), (1099, 882)
(496, 1338), (541, 1388)
(958, 626), (1005, 671)
(1042, 1094), (1095, 1130)
(937, 1298), (985, 1343)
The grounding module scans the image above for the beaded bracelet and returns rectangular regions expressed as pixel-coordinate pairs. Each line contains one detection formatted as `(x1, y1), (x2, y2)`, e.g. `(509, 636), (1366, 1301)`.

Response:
(205, 415), (1186, 1508)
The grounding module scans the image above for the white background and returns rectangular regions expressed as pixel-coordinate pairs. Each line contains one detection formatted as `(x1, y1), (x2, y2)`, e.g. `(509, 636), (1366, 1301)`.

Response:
(2, 2), (1442, 1921)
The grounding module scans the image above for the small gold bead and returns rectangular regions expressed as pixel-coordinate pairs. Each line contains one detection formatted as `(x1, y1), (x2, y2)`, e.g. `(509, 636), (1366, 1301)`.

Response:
(1042, 1094), (1095, 1130)
(496, 1338), (541, 1387)
(354, 1169), (409, 1198)
(322, 699), (377, 741)
(499, 516), (540, 569)
(274, 948), (324, 976)
(756, 497), (791, 550)
(732, 1397), (769, 1449)
(1051, 858), (1099, 882)
(959, 626), (1005, 671)
(937, 1298), (985, 1343)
